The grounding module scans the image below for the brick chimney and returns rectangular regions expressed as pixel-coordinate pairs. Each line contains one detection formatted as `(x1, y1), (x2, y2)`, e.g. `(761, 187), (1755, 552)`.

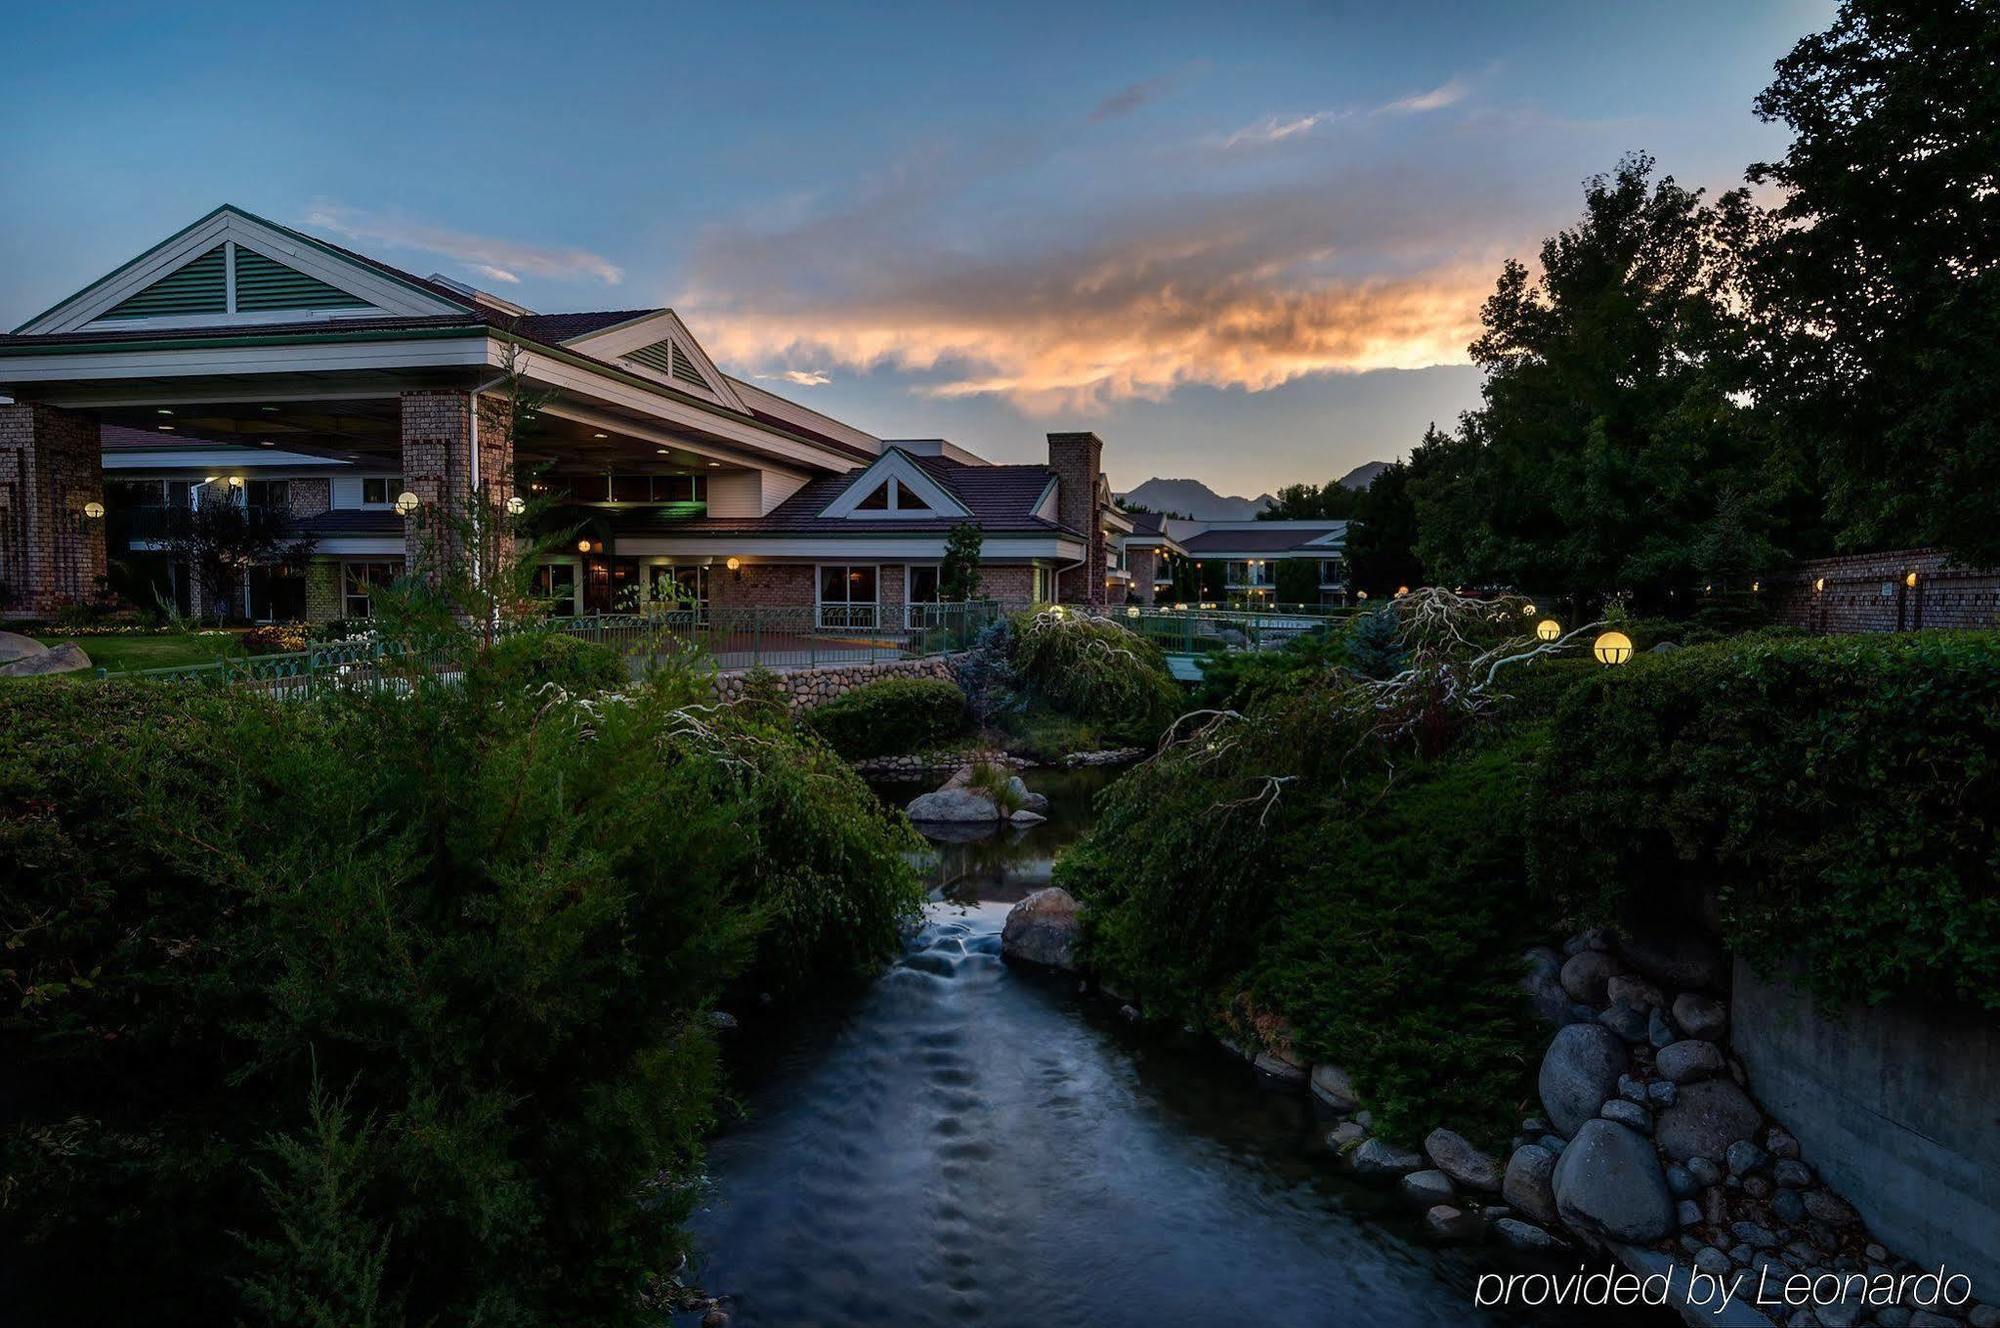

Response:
(1047, 431), (1106, 606)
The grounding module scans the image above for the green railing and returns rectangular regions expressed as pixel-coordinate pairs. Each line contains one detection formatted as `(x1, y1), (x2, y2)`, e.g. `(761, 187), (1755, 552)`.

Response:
(93, 599), (1352, 691)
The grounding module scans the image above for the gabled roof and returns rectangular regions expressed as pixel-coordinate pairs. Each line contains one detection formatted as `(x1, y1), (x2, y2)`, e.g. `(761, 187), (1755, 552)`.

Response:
(1178, 521), (1347, 555)
(633, 453), (1071, 537)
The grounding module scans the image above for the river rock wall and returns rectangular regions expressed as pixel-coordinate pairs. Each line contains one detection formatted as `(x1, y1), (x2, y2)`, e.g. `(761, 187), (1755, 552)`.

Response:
(709, 654), (963, 712)
(1730, 957), (2000, 1297)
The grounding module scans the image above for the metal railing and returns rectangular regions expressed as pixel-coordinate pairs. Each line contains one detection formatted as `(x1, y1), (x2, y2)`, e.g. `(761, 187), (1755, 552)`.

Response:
(91, 599), (1358, 692)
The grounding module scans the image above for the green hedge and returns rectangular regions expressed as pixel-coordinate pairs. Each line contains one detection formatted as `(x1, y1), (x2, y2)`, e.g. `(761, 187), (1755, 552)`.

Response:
(1531, 632), (2000, 1011)
(0, 675), (920, 1326)
(802, 676), (972, 760)
(471, 630), (627, 697)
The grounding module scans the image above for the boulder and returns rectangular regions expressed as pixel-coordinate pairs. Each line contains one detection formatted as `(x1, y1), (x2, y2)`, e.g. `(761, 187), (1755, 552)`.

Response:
(1423, 1128), (1502, 1192)
(1600, 1100), (1652, 1134)
(1656, 1039), (1727, 1084)
(1004, 776), (1050, 816)
(1401, 1169), (1456, 1207)
(1008, 809), (1048, 825)
(905, 787), (1001, 823)
(1424, 1204), (1481, 1241)
(1673, 992), (1729, 1041)
(1493, 1217), (1563, 1253)
(1309, 1064), (1361, 1113)
(1539, 1022), (1629, 1137)
(1503, 1144), (1560, 1224)
(1552, 1119), (1677, 1243)
(0, 641), (90, 677)
(1620, 928), (1728, 992)
(1350, 1138), (1424, 1177)
(1560, 950), (1623, 1004)
(1605, 974), (1665, 1011)
(0, 631), (49, 665)
(1655, 1079), (1763, 1163)
(1325, 1122), (1367, 1152)
(999, 888), (1080, 970)
(1521, 947), (1571, 1026)
(1251, 1049), (1307, 1086)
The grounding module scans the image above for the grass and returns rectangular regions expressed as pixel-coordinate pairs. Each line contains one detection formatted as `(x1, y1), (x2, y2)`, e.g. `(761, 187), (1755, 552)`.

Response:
(32, 631), (246, 673)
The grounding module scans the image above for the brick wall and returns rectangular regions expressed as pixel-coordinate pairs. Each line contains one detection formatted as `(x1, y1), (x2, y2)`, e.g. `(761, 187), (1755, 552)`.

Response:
(1047, 431), (1106, 607)
(1768, 548), (2000, 634)
(400, 390), (513, 585)
(1125, 546), (1159, 605)
(979, 563), (1038, 605)
(0, 403), (105, 614)
(709, 562), (816, 609)
(305, 558), (342, 622)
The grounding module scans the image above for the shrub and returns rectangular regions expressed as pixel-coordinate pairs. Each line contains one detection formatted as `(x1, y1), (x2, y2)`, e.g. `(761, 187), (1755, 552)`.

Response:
(469, 630), (626, 699)
(1193, 623), (1348, 712)
(242, 623), (310, 655)
(0, 673), (921, 1327)
(801, 676), (971, 760)
(1058, 680), (1548, 1144)
(1531, 632), (2000, 1011)
(1004, 608), (1180, 743)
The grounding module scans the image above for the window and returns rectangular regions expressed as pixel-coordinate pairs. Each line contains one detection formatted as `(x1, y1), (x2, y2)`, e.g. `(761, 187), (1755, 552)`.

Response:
(609, 473), (652, 503)
(845, 474), (936, 516)
(1319, 559), (1344, 585)
(856, 482), (890, 510)
(531, 562), (578, 614)
(341, 560), (401, 618)
(907, 565), (940, 604)
(362, 476), (402, 505)
(818, 564), (878, 628)
(1032, 564), (1056, 603)
(651, 564), (710, 607)
(892, 481), (931, 512)
(247, 479), (289, 512)
(656, 475), (706, 504)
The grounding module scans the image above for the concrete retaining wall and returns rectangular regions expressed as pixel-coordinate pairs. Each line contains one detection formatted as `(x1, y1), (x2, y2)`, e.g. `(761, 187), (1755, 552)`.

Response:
(709, 653), (962, 712)
(1730, 956), (2000, 1293)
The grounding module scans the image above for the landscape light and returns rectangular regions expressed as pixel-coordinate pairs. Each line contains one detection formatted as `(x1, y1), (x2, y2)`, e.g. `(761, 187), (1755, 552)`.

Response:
(1536, 618), (1561, 641)
(1521, 602), (1536, 616)
(394, 491), (422, 516)
(1355, 590), (1368, 601)
(1126, 605), (1140, 618)
(1593, 630), (1634, 666)
(1395, 585), (1410, 597)
(82, 500), (105, 519)
(505, 496), (526, 516)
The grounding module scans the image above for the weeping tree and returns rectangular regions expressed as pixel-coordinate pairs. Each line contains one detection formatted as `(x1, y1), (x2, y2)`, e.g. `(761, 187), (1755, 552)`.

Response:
(160, 499), (316, 624)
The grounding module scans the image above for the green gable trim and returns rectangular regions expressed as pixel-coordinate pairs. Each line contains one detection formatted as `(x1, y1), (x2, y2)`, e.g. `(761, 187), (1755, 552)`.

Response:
(103, 246), (227, 319)
(234, 247), (372, 312)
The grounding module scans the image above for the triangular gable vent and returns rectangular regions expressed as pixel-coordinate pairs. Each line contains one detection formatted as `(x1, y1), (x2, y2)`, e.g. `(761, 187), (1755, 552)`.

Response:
(104, 245), (227, 319)
(234, 247), (371, 312)
(625, 338), (712, 392)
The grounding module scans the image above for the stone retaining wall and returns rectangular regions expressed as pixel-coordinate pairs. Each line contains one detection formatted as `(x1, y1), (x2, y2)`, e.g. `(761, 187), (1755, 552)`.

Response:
(709, 653), (963, 712)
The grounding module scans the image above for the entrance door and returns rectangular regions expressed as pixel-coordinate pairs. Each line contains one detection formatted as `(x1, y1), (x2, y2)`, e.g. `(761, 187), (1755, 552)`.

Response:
(583, 557), (641, 612)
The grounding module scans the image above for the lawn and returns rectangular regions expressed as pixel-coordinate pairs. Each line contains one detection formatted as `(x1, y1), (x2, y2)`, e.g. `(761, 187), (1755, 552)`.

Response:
(36, 632), (246, 673)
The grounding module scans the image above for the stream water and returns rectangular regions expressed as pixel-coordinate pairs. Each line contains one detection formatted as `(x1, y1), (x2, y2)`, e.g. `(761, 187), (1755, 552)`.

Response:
(684, 767), (1614, 1328)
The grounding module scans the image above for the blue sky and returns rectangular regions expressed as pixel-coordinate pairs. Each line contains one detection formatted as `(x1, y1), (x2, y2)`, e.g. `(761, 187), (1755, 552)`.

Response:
(1, 0), (1832, 491)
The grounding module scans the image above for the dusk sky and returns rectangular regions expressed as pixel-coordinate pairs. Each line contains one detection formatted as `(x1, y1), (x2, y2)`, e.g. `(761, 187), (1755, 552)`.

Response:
(2, 0), (1831, 492)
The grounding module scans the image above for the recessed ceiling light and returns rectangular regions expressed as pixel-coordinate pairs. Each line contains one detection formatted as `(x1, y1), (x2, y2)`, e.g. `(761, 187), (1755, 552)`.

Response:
(592, 432), (608, 439)
(259, 405), (278, 412)
(157, 424), (175, 431)
(707, 461), (721, 468)
(156, 408), (174, 416)
(657, 448), (670, 455)
(259, 440), (274, 447)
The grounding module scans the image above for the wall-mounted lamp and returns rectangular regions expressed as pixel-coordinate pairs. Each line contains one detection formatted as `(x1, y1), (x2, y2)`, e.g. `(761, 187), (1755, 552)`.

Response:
(82, 500), (105, 520)
(726, 556), (742, 581)
(1906, 571), (1919, 588)
(506, 496), (527, 516)
(1813, 577), (1825, 593)
(227, 475), (244, 489)
(577, 538), (594, 553)
(394, 491), (422, 516)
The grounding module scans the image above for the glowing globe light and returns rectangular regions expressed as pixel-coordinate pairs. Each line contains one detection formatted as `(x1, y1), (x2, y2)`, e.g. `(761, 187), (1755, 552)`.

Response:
(1536, 618), (1561, 642)
(726, 557), (741, 572)
(1395, 585), (1410, 598)
(1126, 605), (1140, 619)
(393, 490), (421, 516)
(505, 496), (526, 516)
(82, 500), (105, 520)
(1521, 602), (1536, 617)
(1592, 630), (1634, 666)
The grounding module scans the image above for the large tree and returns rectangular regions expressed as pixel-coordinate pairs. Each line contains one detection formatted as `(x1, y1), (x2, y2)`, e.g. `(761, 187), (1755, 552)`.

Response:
(1747, 0), (2000, 562)
(1410, 154), (1785, 607)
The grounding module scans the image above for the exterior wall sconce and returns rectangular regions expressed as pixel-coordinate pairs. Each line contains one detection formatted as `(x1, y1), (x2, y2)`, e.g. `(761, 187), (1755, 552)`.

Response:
(1905, 571), (1919, 588)
(577, 538), (594, 553)
(82, 500), (105, 520)
(726, 556), (742, 580)
(506, 496), (527, 516)
(227, 475), (244, 488)
(1814, 577), (1825, 593)
(394, 491), (422, 516)
(1537, 618), (1562, 641)
(1593, 630), (1634, 665)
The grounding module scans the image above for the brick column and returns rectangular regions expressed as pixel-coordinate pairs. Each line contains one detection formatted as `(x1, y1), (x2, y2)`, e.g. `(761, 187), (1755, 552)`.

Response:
(1047, 431), (1107, 608)
(400, 389), (514, 590)
(1126, 546), (1159, 605)
(0, 403), (105, 616)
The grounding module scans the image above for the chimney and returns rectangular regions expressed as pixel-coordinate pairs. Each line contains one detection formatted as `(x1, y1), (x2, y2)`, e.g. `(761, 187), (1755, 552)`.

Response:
(1047, 431), (1106, 606)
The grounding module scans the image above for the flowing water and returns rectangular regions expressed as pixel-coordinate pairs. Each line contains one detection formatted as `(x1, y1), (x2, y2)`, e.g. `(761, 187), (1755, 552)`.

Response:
(684, 767), (1622, 1328)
